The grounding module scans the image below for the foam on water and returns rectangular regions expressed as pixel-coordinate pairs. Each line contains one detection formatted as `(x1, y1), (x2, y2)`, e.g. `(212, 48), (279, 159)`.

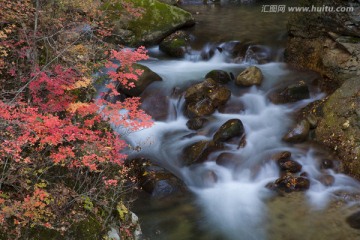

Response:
(115, 48), (360, 239)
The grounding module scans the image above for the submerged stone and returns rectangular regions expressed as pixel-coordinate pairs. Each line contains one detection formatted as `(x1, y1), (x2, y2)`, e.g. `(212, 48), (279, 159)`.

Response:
(282, 119), (310, 143)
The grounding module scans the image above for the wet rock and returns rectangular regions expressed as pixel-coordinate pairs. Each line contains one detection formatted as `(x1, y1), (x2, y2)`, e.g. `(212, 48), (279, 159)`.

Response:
(126, 158), (187, 198)
(271, 151), (292, 162)
(159, 31), (191, 58)
(184, 78), (231, 118)
(282, 119), (310, 143)
(274, 173), (310, 192)
(235, 66), (263, 87)
(186, 117), (207, 130)
(205, 70), (231, 84)
(320, 158), (335, 170)
(117, 64), (162, 97)
(269, 81), (310, 104)
(186, 99), (216, 118)
(182, 140), (223, 166)
(216, 152), (240, 167)
(202, 170), (218, 187)
(346, 211), (360, 229)
(278, 158), (302, 173)
(141, 91), (169, 121)
(218, 98), (245, 114)
(318, 174), (335, 186)
(213, 119), (245, 143)
(107, 0), (195, 46)
(207, 87), (231, 107)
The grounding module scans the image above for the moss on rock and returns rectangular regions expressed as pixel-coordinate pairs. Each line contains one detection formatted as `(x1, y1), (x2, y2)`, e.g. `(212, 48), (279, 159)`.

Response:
(102, 0), (195, 46)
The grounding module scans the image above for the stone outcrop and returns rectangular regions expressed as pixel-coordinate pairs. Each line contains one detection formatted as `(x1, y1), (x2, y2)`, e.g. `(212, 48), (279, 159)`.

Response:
(102, 0), (195, 46)
(286, 0), (360, 179)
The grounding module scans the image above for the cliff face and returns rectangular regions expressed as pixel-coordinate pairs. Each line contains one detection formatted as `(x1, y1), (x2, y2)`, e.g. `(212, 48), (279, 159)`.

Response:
(285, 0), (360, 179)
(285, 0), (360, 92)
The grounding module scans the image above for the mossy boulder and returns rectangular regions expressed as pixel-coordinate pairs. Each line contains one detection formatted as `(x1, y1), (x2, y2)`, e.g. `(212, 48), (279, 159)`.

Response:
(315, 77), (360, 179)
(102, 0), (195, 46)
(28, 226), (64, 240)
(159, 31), (191, 57)
(65, 217), (102, 240)
(117, 63), (162, 97)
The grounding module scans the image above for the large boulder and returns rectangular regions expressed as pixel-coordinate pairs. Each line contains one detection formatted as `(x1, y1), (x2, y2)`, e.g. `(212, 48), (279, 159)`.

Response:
(117, 63), (162, 97)
(315, 78), (360, 179)
(235, 66), (263, 87)
(159, 31), (191, 57)
(285, 0), (360, 92)
(102, 0), (195, 46)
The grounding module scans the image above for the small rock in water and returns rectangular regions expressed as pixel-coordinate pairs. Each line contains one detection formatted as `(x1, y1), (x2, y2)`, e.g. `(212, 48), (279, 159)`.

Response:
(278, 158), (302, 173)
(271, 151), (292, 162)
(282, 119), (310, 143)
(320, 158), (334, 169)
(346, 211), (360, 229)
(205, 70), (231, 84)
(215, 152), (240, 167)
(186, 117), (207, 130)
(213, 119), (245, 143)
(269, 80), (310, 104)
(274, 173), (310, 192)
(235, 66), (263, 87)
(318, 174), (335, 186)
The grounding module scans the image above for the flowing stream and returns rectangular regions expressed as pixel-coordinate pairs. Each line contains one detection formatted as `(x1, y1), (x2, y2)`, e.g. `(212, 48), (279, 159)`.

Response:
(110, 1), (360, 239)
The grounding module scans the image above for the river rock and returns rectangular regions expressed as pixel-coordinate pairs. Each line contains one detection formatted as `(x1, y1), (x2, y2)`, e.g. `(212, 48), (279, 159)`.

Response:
(104, 0), (195, 46)
(271, 151), (292, 162)
(274, 173), (310, 192)
(318, 174), (335, 186)
(213, 119), (245, 143)
(282, 119), (310, 143)
(205, 70), (231, 84)
(159, 31), (191, 58)
(184, 78), (231, 118)
(117, 63), (162, 96)
(235, 66), (263, 87)
(269, 81), (310, 104)
(182, 140), (223, 166)
(141, 90), (169, 121)
(346, 211), (360, 229)
(278, 158), (302, 173)
(126, 158), (187, 198)
(216, 152), (240, 167)
(186, 117), (207, 130)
